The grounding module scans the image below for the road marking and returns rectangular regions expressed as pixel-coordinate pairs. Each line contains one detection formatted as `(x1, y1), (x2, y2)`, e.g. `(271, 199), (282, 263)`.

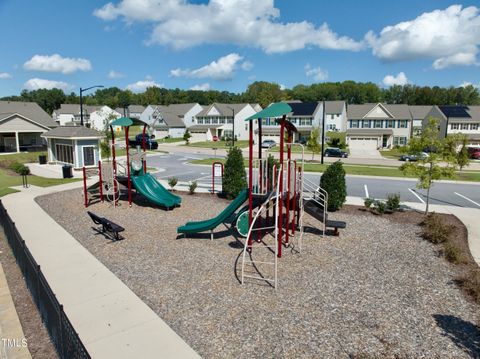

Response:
(408, 188), (425, 204)
(157, 171), (193, 179)
(454, 192), (480, 207)
(364, 185), (369, 198)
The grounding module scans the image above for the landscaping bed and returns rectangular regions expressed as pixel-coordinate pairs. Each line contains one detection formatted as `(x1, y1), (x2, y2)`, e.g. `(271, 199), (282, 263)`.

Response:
(36, 190), (480, 358)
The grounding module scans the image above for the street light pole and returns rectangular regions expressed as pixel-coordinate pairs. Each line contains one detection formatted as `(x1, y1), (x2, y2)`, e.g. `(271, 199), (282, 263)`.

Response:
(227, 106), (235, 147)
(80, 85), (104, 126)
(321, 100), (326, 164)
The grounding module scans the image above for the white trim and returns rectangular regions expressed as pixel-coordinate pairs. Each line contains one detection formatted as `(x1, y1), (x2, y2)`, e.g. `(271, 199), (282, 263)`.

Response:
(363, 103), (395, 119)
(80, 144), (96, 167)
(54, 142), (74, 165)
(42, 135), (103, 140)
(15, 131), (20, 153)
(0, 112), (53, 130)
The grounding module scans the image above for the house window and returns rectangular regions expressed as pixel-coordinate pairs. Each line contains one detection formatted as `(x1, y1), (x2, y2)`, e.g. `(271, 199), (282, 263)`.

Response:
(212, 118), (219, 124)
(385, 120), (395, 128)
(219, 118), (225, 124)
(471, 124), (479, 130)
(197, 118), (204, 124)
(461, 123), (469, 130)
(223, 130), (233, 138)
(204, 118), (211, 124)
(451, 123), (459, 130)
(393, 136), (407, 146)
(330, 114), (334, 119)
(328, 124), (336, 130)
(361, 120), (370, 128)
(227, 117), (233, 124)
(397, 120), (407, 128)
(83, 146), (95, 166)
(350, 120), (359, 128)
(55, 144), (74, 164)
(374, 120), (383, 128)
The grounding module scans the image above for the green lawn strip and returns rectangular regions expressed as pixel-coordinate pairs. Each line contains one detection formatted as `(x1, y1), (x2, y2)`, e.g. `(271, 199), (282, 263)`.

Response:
(379, 148), (407, 159)
(158, 137), (183, 143)
(183, 140), (250, 149)
(189, 158), (480, 181)
(0, 188), (19, 197)
(0, 151), (47, 167)
(0, 168), (81, 197)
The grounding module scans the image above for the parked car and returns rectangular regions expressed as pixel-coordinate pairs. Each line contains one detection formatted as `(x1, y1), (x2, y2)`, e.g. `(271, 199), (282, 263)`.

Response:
(261, 140), (276, 149)
(324, 147), (348, 158)
(467, 147), (480, 159)
(399, 152), (429, 162)
(129, 133), (158, 150)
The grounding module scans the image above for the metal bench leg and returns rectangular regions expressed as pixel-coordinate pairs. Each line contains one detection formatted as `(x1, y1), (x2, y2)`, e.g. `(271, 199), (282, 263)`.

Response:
(210, 230), (214, 241)
(333, 227), (339, 236)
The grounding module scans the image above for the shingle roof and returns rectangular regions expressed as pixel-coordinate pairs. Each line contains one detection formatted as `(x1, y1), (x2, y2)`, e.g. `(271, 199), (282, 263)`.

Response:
(166, 103), (198, 116)
(287, 102), (320, 117)
(197, 103), (251, 117)
(54, 104), (102, 115)
(128, 105), (145, 113)
(41, 125), (104, 138)
(324, 101), (345, 114)
(0, 101), (58, 128)
(347, 103), (411, 119)
(409, 106), (433, 120)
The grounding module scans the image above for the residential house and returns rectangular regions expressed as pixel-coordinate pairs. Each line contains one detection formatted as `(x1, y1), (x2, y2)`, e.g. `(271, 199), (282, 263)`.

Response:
(324, 101), (347, 132)
(409, 105), (432, 137)
(0, 101), (58, 153)
(346, 103), (412, 149)
(259, 101), (323, 144)
(424, 105), (480, 146)
(191, 103), (260, 142)
(42, 126), (104, 169)
(115, 105), (145, 119)
(52, 104), (121, 131)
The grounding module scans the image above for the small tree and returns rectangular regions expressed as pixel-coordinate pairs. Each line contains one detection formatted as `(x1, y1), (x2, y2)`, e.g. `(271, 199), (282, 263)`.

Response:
(400, 118), (458, 214)
(307, 127), (321, 160)
(168, 177), (178, 190)
(222, 147), (247, 199)
(320, 161), (346, 211)
(453, 134), (470, 170)
(183, 129), (191, 145)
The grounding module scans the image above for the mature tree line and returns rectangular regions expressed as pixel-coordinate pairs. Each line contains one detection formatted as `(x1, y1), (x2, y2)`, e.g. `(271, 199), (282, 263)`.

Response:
(2, 81), (479, 114)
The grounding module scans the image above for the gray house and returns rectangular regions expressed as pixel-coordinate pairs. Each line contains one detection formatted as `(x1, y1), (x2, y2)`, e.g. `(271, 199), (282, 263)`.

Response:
(0, 101), (58, 153)
(41, 126), (104, 169)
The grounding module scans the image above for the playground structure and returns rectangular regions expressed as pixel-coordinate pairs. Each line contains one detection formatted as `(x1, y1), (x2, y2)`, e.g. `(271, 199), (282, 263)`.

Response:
(83, 117), (181, 209)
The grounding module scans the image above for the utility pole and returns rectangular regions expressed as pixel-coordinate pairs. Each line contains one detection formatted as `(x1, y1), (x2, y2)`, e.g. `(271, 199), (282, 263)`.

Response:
(321, 100), (326, 164)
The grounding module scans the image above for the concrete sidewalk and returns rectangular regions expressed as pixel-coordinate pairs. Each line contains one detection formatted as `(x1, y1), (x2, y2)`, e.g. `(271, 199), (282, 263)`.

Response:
(1, 182), (199, 359)
(346, 196), (480, 265)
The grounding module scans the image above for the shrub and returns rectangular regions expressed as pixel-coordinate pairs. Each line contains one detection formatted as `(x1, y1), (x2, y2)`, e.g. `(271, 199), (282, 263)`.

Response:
(421, 213), (453, 244)
(183, 129), (191, 145)
(168, 177), (178, 190)
(364, 197), (374, 209)
(458, 269), (480, 304)
(374, 200), (386, 214)
(188, 180), (197, 194)
(386, 193), (401, 211)
(9, 162), (30, 175)
(443, 242), (463, 264)
(222, 146), (247, 199)
(320, 161), (346, 211)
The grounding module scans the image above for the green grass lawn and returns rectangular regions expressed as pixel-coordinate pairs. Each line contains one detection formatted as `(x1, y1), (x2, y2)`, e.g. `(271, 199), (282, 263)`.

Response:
(184, 140), (250, 149)
(0, 151), (47, 167)
(380, 147), (407, 159)
(189, 158), (480, 182)
(0, 168), (81, 197)
(157, 137), (183, 143)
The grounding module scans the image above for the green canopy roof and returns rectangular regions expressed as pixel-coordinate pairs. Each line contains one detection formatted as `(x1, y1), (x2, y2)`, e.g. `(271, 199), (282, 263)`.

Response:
(245, 102), (292, 121)
(110, 117), (133, 127)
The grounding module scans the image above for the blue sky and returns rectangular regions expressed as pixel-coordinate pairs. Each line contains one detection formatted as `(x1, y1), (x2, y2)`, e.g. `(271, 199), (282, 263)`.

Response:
(0, 0), (479, 97)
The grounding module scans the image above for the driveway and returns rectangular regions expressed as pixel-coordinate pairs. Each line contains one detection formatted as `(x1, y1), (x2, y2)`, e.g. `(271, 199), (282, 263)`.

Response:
(348, 146), (382, 159)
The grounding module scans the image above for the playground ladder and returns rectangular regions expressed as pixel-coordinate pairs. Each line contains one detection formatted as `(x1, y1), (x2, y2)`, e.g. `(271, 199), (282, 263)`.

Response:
(301, 177), (328, 237)
(241, 165), (282, 289)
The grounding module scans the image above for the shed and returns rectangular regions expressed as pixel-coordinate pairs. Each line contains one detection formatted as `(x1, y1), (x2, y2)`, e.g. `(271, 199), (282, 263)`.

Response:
(41, 126), (104, 169)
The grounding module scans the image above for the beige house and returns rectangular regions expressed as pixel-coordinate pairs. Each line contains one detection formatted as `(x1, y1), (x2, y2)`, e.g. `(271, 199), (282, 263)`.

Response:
(346, 103), (412, 149)
(0, 101), (58, 153)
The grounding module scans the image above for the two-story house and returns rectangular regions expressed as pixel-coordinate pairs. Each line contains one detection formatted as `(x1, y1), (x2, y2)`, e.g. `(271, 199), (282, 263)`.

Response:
(346, 103), (412, 150)
(191, 103), (260, 142)
(259, 101), (323, 144)
(424, 105), (480, 146)
(52, 104), (121, 131)
(114, 105), (145, 119)
(324, 101), (347, 132)
(409, 105), (432, 138)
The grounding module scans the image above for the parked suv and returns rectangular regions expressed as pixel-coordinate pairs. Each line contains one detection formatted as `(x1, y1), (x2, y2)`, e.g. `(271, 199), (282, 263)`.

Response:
(467, 147), (480, 159)
(129, 133), (158, 150)
(261, 139), (276, 149)
(324, 147), (348, 158)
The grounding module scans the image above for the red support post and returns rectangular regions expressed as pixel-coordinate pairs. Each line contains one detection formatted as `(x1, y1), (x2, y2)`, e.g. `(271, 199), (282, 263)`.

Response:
(126, 126), (132, 207)
(110, 125), (117, 175)
(248, 120), (253, 250)
(142, 124), (147, 174)
(83, 167), (88, 207)
(285, 130), (292, 244)
(98, 161), (103, 202)
(278, 117), (285, 258)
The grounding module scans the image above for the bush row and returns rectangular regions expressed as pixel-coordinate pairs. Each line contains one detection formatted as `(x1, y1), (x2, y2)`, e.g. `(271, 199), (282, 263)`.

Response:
(364, 193), (401, 214)
(9, 161), (30, 175)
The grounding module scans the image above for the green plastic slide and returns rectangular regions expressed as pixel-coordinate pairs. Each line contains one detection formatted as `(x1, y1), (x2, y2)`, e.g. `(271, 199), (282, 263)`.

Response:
(177, 189), (248, 235)
(131, 173), (181, 209)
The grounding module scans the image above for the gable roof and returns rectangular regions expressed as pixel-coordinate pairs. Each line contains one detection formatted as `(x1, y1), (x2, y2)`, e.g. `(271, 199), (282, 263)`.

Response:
(197, 103), (251, 117)
(324, 101), (345, 114)
(0, 101), (58, 128)
(347, 103), (411, 119)
(41, 125), (104, 139)
(54, 104), (103, 115)
(166, 103), (198, 116)
(409, 106), (433, 120)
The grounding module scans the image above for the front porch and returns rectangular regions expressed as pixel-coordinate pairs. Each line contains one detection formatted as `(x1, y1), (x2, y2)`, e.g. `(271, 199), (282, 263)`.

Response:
(0, 132), (46, 153)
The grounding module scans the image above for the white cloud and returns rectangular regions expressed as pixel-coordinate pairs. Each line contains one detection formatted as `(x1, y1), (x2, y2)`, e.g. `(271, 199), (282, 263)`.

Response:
(23, 78), (72, 91)
(0, 72), (12, 79)
(24, 54), (92, 74)
(382, 72), (408, 87)
(366, 5), (480, 69)
(305, 64), (328, 82)
(126, 79), (163, 92)
(241, 61), (254, 71)
(94, 0), (363, 54)
(108, 70), (124, 79)
(190, 83), (211, 91)
(279, 84), (287, 90)
(460, 81), (479, 88)
(170, 53), (245, 81)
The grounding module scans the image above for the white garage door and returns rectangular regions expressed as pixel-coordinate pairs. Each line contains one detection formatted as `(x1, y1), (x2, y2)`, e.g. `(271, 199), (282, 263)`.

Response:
(349, 137), (378, 150)
(190, 131), (206, 142)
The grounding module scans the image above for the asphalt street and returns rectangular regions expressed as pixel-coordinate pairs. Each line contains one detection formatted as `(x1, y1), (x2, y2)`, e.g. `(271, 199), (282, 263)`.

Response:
(148, 152), (480, 209)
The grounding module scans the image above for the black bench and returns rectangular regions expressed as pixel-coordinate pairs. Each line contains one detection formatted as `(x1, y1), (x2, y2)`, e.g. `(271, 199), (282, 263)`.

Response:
(325, 219), (347, 236)
(87, 211), (125, 241)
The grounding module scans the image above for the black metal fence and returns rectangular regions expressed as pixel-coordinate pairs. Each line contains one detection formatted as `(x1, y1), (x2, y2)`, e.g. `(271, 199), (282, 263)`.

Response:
(0, 200), (90, 359)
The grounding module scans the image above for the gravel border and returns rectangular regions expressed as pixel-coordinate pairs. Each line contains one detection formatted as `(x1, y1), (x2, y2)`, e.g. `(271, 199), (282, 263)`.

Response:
(36, 189), (480, 358)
